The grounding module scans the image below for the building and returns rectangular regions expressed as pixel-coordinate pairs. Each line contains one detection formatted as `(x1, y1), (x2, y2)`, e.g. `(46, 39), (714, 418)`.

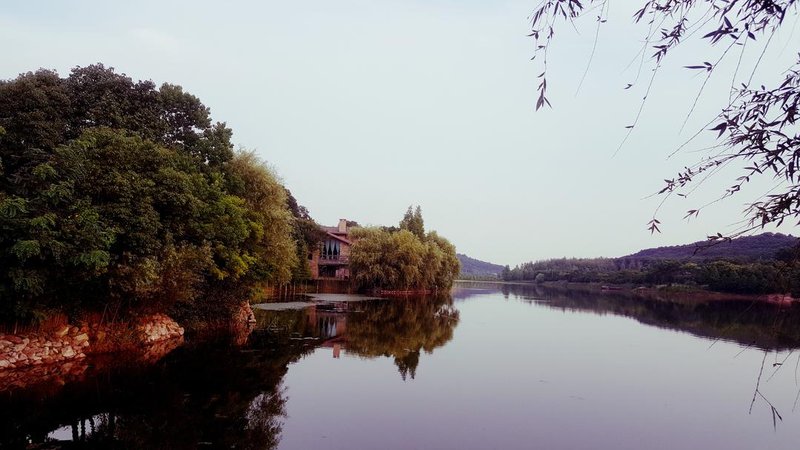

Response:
(310, 219), (353, 279)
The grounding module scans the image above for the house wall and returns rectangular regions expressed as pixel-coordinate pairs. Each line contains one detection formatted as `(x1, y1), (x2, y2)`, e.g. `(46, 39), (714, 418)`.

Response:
(311, 239), (351, 280)
(309, 248), (320, 279)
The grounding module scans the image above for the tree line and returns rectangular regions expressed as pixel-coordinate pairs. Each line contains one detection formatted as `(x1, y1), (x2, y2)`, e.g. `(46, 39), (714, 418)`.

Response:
(0, 65), (322, 323)
(501, 248), (800, 296)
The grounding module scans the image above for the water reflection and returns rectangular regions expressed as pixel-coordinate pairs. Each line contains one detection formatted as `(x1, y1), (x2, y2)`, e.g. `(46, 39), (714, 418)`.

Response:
(0, 295), (457, 448)
(0, 336), (303, 449)
(254, 295), (459, 380)
(461, 281), (800, 351)
(5, 285), (800, 449)
(342, 295), (459, 380)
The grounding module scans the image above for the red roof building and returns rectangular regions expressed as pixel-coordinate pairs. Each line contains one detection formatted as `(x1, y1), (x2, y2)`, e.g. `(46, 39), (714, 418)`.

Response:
(310, 219), (352, 279)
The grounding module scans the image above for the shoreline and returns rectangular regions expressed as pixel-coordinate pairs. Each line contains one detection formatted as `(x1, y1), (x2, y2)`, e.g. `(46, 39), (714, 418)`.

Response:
(454, 279), (798, 304)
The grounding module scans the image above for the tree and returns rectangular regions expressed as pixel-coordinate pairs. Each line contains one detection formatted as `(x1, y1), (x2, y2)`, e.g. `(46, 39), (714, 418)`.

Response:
(0, 65), (301, 321)
(282, 188), (327, 281)
(349, 210), (460, 291)
(224, 151), (299, 285)
(399, 204), (425, 239)
(501, 265), (512, 281)
(529, 0), (800, 237)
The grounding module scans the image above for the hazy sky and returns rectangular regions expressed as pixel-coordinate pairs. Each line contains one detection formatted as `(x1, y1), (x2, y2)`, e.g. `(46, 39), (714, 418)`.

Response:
(2, 1), (796, 266)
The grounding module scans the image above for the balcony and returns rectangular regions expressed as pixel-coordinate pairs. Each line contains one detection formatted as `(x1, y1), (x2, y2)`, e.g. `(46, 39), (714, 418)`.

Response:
(319, 255), (349, 265)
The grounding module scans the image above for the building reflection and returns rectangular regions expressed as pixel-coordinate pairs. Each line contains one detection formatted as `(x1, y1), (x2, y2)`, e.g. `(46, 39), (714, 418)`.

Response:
(307, 305), (348, 358)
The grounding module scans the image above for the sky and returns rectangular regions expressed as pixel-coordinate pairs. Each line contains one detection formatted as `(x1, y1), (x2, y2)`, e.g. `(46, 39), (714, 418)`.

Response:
(2, 0), (797, 266)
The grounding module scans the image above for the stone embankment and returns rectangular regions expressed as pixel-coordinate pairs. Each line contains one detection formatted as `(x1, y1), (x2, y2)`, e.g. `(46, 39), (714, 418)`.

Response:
(0, 325), (89, 370)
(0, 314), (184, 371)
(137, 314), (185, 344)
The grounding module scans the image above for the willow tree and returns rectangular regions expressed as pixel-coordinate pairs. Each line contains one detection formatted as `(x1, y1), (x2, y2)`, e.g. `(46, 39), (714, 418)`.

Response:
(224, 151), (298, 286)
(529, 0), (800, 238)
(349, 220), (460, 291)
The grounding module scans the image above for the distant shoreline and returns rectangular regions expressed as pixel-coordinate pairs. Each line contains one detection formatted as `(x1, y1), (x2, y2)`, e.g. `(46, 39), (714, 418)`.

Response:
(454, 279), (797, 304)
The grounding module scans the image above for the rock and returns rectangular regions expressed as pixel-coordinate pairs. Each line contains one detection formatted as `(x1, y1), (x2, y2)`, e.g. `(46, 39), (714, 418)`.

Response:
(62, 347), (76, 358)
(74, 333), (89, 343)
(0, 360), (10, 368)
(69, 326), (79, 335)
(53, 325), (70, 338)
(7, 335), (23, 344)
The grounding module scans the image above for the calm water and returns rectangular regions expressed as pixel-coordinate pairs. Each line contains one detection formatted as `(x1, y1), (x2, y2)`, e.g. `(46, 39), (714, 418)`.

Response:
(4, 282), (800, 449)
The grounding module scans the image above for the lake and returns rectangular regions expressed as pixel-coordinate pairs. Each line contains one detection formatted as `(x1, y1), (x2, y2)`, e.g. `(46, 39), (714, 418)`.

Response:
(3, 281), (800, 449)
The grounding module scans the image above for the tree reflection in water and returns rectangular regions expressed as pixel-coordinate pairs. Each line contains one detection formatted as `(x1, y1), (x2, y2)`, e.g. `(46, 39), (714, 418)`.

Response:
(476, 282), (800, 351)
(0, 294), (460, 448)
(345, 294), (459, 380)
(457, 281), (800, 429)
(0, 335), (303, 449)
(256, 294), (460, 380)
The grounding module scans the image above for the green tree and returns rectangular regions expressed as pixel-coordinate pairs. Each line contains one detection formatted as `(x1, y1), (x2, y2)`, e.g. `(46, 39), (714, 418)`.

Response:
(399, 205), (425, 239)
(350, 211), (460, 291)
(224, 151), (298, 286)
(284, 188), (326, 282)
(0, 65), (302, 322)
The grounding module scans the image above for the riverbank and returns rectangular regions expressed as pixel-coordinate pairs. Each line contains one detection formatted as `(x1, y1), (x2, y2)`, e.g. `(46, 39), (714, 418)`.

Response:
(0, 303), (258, 391)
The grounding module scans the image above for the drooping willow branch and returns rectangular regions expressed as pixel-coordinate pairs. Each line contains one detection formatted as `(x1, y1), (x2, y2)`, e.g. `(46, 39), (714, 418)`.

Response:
(530, 0), (800, 237)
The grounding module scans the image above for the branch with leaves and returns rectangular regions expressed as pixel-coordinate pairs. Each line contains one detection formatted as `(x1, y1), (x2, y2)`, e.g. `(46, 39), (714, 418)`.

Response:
(530, 0), (799, 237)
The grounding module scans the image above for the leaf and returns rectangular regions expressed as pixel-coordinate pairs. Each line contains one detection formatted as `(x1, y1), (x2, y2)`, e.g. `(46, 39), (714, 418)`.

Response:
(709, 122), (727, 137)
(11, 240), (41, 262)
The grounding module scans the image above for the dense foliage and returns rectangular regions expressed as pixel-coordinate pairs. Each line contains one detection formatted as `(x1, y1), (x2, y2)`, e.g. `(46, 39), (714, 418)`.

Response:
(502, 256), (800, 296)
(456, 253), (506, 279)
(348, 206), (460, 291)
(625, 233), (799, 262)
(503, 233), (800, 295)
(0, 65), (313, 321)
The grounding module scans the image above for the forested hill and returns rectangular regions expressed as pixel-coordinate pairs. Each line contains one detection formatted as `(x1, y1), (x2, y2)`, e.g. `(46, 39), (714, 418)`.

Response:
(622, 233), (798, 262)
(502, 232), (800, 295)
(457, 254), (504, 278)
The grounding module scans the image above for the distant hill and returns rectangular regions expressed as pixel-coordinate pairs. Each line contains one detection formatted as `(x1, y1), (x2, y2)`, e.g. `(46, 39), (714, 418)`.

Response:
(457, 254), (505, 278)
(622, 232), (799, 262)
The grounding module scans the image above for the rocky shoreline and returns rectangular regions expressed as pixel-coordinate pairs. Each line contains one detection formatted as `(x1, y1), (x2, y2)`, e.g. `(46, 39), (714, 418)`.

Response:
(0, 303), (260, 392)
(0, 314), (183, 373)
